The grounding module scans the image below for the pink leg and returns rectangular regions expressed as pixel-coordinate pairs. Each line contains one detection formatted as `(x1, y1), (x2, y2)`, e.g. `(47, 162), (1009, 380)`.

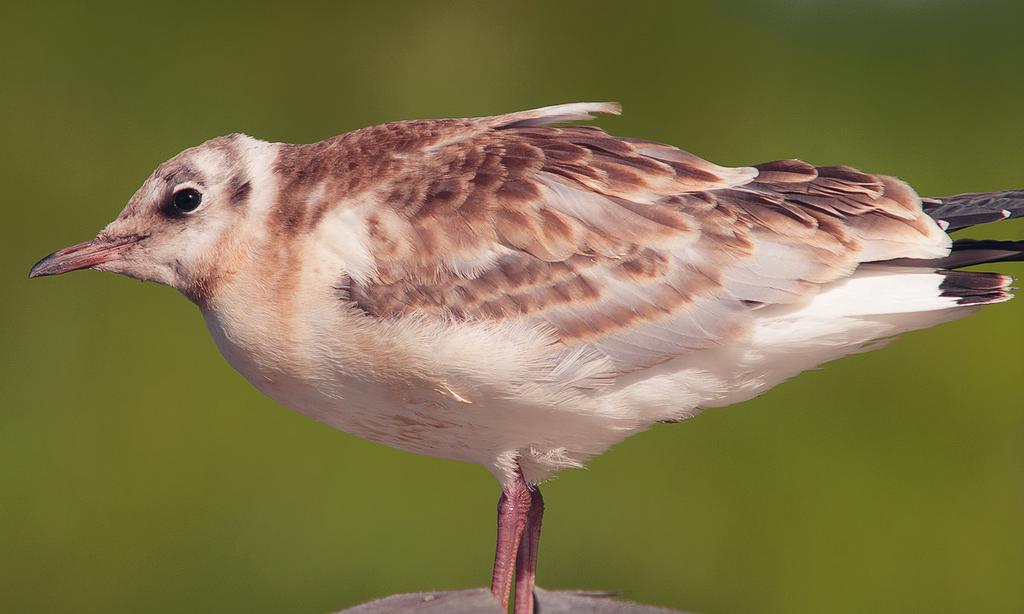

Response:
(512, 487), (544, 614)
(491, 473), (533, 610)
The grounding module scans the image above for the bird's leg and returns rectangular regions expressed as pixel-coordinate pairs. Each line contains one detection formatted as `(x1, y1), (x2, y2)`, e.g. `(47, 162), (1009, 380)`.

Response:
(491, 471), (533, 611)
(512, 486), (544, 614)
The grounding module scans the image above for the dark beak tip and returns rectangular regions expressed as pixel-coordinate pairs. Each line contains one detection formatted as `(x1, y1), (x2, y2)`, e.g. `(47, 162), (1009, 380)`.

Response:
(28, 234), (142, 280)
(28, 254), (57, 278)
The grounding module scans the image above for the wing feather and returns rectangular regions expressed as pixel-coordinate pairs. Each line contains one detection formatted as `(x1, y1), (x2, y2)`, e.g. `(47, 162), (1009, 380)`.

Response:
(326, 104), (952, 372)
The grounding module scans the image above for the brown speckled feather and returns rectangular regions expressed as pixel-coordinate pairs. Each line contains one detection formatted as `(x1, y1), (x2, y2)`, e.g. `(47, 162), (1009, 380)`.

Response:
(293, 103), (949, 371)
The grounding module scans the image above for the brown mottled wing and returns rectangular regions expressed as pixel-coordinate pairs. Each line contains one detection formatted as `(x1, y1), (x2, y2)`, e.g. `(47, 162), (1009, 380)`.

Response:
(345, 103), (949, 371)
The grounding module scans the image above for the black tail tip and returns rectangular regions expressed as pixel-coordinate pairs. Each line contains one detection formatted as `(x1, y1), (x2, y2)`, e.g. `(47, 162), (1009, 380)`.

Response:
(939, 270), (1014, 306)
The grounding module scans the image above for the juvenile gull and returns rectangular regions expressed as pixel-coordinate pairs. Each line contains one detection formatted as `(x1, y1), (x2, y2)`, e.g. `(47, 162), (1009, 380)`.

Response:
(30, 103), (1023, 614)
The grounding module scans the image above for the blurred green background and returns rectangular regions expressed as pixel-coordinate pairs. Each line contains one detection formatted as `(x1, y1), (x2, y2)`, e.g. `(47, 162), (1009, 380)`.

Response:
(2, 1), (1022, 613)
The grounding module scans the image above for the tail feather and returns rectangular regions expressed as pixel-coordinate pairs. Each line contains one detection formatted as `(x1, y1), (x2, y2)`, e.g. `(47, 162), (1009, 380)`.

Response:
(938, 269), (1014, 306)
(923, 189), (1024, 231)
(948, 238), (1024, 267)
(888, 239), (1024, 269)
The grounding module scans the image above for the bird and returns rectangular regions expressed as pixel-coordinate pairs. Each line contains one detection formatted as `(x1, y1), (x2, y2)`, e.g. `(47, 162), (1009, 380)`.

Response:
(30, 102), (1022, 614)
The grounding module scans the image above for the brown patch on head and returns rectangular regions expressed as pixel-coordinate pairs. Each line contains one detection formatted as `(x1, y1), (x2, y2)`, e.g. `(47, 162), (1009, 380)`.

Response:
(162, 165), (202, 186)
(228, 175), (251, 206)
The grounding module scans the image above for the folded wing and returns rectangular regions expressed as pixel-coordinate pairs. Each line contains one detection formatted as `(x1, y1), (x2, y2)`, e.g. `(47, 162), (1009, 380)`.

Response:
(342, 103), (952, 372)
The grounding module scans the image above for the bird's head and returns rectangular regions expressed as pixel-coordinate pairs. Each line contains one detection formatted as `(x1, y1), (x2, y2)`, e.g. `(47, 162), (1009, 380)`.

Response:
(30, 133), (268, 304)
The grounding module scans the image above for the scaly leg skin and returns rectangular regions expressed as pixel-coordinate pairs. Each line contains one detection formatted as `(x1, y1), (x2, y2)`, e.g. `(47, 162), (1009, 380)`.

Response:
(491, 472), (533, 611)
(512, 487), (544, 614)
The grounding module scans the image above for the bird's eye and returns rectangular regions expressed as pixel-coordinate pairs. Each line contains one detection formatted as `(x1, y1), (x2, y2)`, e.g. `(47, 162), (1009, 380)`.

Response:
(171, 188), (203, 213)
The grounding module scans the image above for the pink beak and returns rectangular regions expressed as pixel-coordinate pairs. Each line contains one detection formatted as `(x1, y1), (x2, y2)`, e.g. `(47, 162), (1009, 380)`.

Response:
(29, 235), (143, 278)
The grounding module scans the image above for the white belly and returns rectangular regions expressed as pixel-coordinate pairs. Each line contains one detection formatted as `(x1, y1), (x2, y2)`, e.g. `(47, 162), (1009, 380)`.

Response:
(198, 266), (979, 484)
(200, 303), (659, 482)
